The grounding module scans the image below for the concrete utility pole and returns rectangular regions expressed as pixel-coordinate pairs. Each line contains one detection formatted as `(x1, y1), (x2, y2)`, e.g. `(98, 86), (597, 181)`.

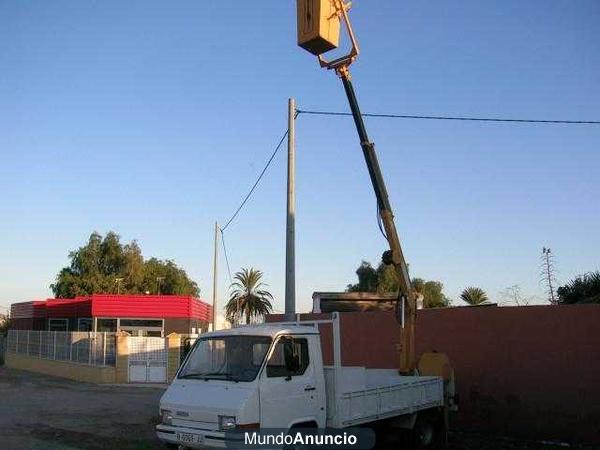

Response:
(212, 221), (219, 330)
(156, 276), (165, 295)
(285, 98), (296, 321)
(115, 278), (124, 295)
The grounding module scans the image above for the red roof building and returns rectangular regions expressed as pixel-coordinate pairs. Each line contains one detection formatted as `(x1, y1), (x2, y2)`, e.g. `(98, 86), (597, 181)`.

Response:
(10, 294), (212, 336)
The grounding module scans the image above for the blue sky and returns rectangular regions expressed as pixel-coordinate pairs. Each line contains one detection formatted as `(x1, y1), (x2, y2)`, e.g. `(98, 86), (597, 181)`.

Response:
(1, 1), (599, 314)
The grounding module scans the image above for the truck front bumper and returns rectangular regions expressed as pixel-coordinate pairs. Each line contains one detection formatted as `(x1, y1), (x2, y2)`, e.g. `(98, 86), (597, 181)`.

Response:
(156, 424), (227, 449)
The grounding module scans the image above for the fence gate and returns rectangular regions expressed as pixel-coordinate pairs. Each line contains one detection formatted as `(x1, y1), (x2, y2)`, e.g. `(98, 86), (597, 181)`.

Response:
(128, 337), (167, 383)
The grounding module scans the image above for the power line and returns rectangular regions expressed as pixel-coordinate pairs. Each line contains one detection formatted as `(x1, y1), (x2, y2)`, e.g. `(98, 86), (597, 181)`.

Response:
(297, 109), (600, 125)
(220, 128), (290, 232)
(220, 229), (233, 284)
(218, 119), (300, 297)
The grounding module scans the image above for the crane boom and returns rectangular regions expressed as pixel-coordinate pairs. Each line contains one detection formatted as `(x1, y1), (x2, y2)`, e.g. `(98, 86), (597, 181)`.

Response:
(297, 0), (417, 373)
(339, 70), (417, 374)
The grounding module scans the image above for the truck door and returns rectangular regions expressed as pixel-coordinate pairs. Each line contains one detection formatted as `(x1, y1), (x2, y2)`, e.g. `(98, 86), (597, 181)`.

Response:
(259, 335), (322, 428)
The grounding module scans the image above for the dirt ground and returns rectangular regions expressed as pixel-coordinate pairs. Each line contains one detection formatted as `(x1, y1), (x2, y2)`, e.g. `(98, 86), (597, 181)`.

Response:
(447, 432), (597, 450)
(0, 367), (165, 449)
(0, 367), (596, 450)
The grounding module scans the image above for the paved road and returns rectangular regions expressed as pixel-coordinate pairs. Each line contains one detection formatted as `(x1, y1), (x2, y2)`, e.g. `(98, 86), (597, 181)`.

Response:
(0, 367), (165, 449)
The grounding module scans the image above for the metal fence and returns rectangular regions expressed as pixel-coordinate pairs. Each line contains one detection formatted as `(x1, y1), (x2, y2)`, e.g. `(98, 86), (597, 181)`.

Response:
(6, 330), (116, 366)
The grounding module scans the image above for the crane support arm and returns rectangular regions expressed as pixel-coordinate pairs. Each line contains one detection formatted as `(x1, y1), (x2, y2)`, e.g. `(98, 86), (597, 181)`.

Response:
(340, 72), (417, 374)
(296, 0), (417, 374)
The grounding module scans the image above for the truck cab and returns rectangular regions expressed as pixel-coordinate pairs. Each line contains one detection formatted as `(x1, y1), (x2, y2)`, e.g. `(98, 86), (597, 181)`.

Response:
(157, 314), (450, 450)
(156, 325), (326, 448)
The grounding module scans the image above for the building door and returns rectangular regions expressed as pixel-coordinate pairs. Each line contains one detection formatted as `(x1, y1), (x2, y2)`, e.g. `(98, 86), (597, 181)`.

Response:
(128, 337), (167, 383)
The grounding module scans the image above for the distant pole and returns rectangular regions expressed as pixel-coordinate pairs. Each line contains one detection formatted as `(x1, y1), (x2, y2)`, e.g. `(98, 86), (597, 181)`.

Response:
(156, 276), (165, 295)
(115, 278), (123, 295)
(285, 98), (296, 321)
(212, 221), (219, 330)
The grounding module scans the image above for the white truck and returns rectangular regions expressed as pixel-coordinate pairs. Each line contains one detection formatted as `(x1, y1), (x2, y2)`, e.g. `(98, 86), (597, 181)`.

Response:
(156, 313), (450, 449)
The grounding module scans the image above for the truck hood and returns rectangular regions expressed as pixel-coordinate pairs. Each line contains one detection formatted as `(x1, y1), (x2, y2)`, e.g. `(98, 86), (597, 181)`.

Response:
(160, 380), (259, 428)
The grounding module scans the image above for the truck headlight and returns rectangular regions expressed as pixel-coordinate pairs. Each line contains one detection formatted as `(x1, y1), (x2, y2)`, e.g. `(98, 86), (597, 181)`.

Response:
(161, 409), (173, 425)
(218, 415), (236, 431)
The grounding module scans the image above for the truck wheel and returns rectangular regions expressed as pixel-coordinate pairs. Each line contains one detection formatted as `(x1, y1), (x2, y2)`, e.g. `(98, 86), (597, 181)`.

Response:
(411, 412), (442, 450)
(285, 423), (318, 450)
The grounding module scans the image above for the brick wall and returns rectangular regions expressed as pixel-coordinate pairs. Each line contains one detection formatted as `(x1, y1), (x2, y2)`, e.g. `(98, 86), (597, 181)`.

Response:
(415, 304), (600, 443)
(268, 304), (600, 443)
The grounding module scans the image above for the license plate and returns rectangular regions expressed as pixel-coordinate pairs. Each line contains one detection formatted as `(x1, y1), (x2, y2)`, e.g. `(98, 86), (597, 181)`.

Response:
(176, 432), (204, 444)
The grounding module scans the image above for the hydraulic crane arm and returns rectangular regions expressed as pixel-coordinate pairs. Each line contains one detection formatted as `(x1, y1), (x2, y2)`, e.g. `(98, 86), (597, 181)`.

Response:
(296, 0), (417, 373)
(339, 70), (417, 374)
(296, 9), (456, 446)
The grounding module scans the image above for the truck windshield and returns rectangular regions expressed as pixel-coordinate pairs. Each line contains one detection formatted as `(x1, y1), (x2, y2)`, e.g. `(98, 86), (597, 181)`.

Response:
(179, 335), (272, 382)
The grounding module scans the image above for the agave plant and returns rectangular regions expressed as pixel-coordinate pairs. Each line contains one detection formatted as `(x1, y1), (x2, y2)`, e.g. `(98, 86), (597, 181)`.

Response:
(225, 267), (273, 325)
(460, 286), (489, 306)
(557, 271), (600, 304)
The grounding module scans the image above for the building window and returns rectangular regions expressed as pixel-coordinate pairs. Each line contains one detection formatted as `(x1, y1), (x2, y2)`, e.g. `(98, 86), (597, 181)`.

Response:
(48, 319), (68, 332)
(119, 318), (163, 337)
(145, 330), (162, 337)
(97, 318), (117, 332)
(119, 319), (162, 328)
(77, 318), (93, 331)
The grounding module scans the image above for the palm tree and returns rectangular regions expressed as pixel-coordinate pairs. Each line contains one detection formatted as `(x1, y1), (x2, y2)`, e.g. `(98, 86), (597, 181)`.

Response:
(460, 286), (489, 306)
(225, 268), (273, 325)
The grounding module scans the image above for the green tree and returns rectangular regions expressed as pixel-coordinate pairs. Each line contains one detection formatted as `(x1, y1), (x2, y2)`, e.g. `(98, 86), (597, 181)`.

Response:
(460, 286), (489, 305)
(51, 231), (199, 297)
(0, 313), (10, 336)
(375, 263), (399, 294)
(347, 260), (449, 308)
(412, 278), (450, 308)
(225, 268), (273, 325)
(346, 261), (379, 293)
(557, 271), (600, 304)
(141, 258), (199, 296)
